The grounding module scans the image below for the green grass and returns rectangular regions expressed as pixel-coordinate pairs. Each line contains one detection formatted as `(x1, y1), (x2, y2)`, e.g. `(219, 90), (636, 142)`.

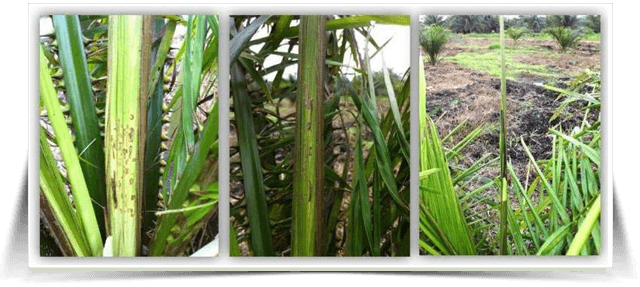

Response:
(463, 32), (500, 39)
(582, 33), (601, 42)
(438, 31), (597, 79)
(441, 48), (552, 79)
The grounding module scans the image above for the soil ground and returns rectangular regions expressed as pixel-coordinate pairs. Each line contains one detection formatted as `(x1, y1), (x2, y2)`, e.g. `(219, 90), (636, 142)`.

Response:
(426, 35), (601, 165)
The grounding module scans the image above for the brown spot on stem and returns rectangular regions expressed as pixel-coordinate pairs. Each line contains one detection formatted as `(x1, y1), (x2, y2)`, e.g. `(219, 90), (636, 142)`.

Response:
(111, 177), (118, 207)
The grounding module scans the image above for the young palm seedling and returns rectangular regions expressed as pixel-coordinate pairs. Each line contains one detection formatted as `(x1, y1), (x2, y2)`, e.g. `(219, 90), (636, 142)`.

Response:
(505, 27), (525, 45)
(419, 25), (449, 65)
(545, 26), (583, 52)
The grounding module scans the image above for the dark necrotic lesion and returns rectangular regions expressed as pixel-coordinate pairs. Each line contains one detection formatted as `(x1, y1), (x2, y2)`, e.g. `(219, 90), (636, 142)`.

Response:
(111, 177), (118, 207)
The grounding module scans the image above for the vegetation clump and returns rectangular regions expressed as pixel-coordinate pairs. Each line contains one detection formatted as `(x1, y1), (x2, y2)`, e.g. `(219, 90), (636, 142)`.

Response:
(547, 15), (579, 28)
(422, 15), (447, 26)
(420, 25), (450, 65)
(505, 27), (526, 45)
(545, 26), (583, 52)
(584, 15), (601, 33)
(449, 15), (499, 34)
(521, 15), (546, 32)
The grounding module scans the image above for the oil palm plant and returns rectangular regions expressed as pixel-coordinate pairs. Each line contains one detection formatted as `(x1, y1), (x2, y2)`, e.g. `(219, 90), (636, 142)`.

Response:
(229, 15), (410, 257)
(419, 16), (601, 256)
(545, 26), (583, 52)
(420, 25), (449, 65)
(39, 14), (219, 257)
(505, 27), (526, 45)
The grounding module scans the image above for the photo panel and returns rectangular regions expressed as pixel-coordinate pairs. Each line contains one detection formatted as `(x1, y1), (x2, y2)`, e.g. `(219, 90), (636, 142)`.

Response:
(418, 14), (602, 256)
(229, 15), (411, 257)
(39, 14), (219, 257)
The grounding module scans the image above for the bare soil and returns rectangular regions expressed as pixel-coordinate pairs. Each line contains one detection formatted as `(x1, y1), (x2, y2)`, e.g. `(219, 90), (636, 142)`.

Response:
(426, 61), (596, 170)
(426, 37), (601, 167)
(513, 49), (600, 73)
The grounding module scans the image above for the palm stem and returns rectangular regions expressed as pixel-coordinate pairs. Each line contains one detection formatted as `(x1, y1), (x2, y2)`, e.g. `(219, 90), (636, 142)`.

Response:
(291, 15), (326, 256)
(498, 15), (509, 255)
(104, 15), (152, 256)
